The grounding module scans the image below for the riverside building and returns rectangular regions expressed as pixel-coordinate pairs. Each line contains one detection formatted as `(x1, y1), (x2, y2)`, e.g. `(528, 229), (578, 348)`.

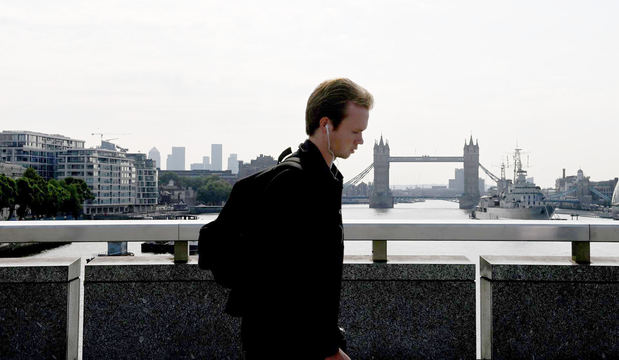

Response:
(56, 145), (136, 215)
(126, 153), (158, 212)
(55, 141), (158, 215)
(1, 130), (158, 215)
(0, 130), (85, 179)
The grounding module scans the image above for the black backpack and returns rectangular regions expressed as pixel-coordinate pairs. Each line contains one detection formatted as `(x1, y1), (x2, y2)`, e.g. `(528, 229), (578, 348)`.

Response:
(198, 148), (301, 316)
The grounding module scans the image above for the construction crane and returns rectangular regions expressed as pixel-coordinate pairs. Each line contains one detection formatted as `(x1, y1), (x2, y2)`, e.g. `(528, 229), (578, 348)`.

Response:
(478, 163), (501, 183)
(91, 132), (130, 142)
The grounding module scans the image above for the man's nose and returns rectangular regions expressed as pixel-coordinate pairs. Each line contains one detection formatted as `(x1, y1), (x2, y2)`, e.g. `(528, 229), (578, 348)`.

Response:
(358, 134), (364, 145)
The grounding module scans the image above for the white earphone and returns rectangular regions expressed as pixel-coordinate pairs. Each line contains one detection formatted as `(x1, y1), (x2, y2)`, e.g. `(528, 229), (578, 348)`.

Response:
(326, 123), (335, 166)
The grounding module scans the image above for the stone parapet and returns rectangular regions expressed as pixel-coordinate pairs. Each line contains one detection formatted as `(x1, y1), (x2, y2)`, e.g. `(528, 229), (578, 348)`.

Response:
(341, 255), (476, 359)
(480, 255), (619, 359)
(83, 256), (237, 360)
(82, 255), (475, 359)
(0, 257), (82, 360)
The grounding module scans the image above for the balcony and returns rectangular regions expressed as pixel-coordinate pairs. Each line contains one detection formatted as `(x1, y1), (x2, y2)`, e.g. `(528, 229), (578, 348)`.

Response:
(1, 220), (617, 359)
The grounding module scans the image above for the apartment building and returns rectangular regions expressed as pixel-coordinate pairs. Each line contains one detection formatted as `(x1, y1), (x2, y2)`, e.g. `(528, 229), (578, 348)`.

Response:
(0, 130), (85, 179)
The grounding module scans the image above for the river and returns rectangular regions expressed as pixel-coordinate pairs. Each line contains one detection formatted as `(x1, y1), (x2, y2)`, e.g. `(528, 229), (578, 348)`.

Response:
(23, 200), (618, 259)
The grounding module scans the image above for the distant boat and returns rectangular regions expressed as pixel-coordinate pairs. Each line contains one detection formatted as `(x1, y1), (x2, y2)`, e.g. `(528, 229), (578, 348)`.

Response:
(476, 149), (554, 220)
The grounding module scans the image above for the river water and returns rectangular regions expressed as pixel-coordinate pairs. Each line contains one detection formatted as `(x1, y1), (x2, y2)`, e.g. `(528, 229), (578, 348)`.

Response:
(26, 199), (619, 259)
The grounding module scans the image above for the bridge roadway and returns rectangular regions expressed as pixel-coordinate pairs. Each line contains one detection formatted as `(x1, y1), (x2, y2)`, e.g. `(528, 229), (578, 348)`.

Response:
(389, 156), (464, 162)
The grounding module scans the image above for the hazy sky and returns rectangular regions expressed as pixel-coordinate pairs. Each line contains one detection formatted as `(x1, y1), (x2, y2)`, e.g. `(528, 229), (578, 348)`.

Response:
(1, 0), (617, 187)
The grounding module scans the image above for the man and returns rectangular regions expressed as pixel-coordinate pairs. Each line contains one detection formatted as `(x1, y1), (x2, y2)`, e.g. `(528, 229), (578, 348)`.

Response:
(241, 78), (373, 360)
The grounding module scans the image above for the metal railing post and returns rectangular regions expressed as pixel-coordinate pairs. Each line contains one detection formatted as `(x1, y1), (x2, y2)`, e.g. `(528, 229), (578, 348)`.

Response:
(372, 240), (387, 262)
(174, 241), (189, 263)
(571, 241), (590, 264)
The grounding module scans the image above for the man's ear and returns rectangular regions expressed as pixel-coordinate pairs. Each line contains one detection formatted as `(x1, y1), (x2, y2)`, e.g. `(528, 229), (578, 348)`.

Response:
(319, 117), (330, 133)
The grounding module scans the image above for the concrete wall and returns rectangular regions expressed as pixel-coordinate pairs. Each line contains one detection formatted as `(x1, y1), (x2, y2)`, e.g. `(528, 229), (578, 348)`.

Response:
(0, 257), (81, 360)
(481, 256), (619, 360)
(83, 255), (476, 360)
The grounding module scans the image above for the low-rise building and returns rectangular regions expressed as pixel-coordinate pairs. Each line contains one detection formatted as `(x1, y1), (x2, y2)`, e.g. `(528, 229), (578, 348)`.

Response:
(0, 161), (26, 178)
(554, 169), (618, 207)
(159, 169), (237, 185)
(238, 154), (277, 179)
(0, 130), (85, 179)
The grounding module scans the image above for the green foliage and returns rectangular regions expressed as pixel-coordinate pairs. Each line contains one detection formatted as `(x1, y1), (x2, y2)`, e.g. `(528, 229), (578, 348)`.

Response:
(158, 173), (233, 204)
(196, 178), (232, 205)
(159, 172), (180, 186)
(44, 180), (71, 217)
(0, 169), (97, 220)
(62, 177), (94, 201)
(60, 177), (95, 218)
(0, 174), (17, 219)
(15, 177), (35, 219)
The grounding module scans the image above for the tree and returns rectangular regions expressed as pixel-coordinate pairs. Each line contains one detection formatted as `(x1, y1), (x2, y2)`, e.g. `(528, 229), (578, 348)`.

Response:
(159, 172), (180, 186)
(15, 177), (34, 219)
(197, 178), (232, 205)
(62, 177), (94, 202)
(43, 179), (70, 218)
(60, 178), (94, 219)
(0, 174), (17, 220)
(19, 168), (48, 218)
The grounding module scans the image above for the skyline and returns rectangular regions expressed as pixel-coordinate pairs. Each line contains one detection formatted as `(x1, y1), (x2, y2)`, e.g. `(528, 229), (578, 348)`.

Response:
(1, 1), (617, 187)
(3, 128), (612, 191)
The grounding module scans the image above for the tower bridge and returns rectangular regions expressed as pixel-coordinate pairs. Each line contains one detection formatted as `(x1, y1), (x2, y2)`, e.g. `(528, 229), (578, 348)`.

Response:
(349, 136), (480, 209)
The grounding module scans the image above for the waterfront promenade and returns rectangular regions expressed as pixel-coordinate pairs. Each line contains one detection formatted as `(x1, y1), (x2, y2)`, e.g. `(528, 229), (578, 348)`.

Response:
(1, 220), (618, 359)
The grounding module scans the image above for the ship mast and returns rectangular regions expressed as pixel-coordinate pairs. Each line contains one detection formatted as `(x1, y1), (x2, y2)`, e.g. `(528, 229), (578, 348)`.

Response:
(513, 148), (527, 183)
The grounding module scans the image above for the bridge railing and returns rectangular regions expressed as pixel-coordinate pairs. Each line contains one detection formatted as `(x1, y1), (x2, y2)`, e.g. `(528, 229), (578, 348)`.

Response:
(1, 220), (617, 263)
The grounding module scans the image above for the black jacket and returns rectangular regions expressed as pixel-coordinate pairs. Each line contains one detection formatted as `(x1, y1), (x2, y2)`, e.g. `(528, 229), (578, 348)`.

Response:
(241, 139), (344, 359)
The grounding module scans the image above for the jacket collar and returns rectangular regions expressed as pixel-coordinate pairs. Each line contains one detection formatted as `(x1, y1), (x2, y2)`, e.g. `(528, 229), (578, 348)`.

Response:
(298, 139), (343, 183)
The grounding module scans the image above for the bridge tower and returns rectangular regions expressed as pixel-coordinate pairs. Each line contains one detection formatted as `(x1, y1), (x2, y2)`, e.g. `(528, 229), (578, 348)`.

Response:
(370, 136), (393, 208)
(460, 136), (480, 209)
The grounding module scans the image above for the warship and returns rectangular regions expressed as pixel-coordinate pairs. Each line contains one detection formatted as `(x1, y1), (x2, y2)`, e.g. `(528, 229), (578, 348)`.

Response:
(475, 149), (554, 220)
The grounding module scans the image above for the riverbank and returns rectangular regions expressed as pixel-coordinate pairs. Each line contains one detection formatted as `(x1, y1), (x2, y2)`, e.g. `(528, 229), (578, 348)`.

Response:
(555, 207), (615, 219)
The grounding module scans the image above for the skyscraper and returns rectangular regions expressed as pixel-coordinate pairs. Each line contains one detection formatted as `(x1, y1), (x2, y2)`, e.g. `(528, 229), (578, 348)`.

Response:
(227, 153), (238, 174)
(211, 144), (222, 171)
(166, 146), (186, 170)
(202, 156), (211, 170)
(148, 147), (161, 169)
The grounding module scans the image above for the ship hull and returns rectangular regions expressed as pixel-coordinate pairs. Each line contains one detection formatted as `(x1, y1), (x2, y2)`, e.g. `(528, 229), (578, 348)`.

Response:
(475, 206), (555, 220)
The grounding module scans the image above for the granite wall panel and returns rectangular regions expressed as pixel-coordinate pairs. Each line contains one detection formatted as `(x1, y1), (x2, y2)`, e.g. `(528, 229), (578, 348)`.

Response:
(0, 257), (81, 360)
(481, 256), (619, 360)
(83, 256), (475, 360)
(340, 281), (475, 360)
(83, 257), (240, 360)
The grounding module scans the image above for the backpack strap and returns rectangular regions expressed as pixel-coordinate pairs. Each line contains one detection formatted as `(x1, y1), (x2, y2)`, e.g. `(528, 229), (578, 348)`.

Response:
(276, 147), (302, 171)
(278, 153), (302, 171)
(277, 147), (292, 164)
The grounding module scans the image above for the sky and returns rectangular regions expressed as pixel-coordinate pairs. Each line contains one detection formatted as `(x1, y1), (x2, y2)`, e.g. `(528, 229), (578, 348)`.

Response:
(1, 0), (618, 188)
